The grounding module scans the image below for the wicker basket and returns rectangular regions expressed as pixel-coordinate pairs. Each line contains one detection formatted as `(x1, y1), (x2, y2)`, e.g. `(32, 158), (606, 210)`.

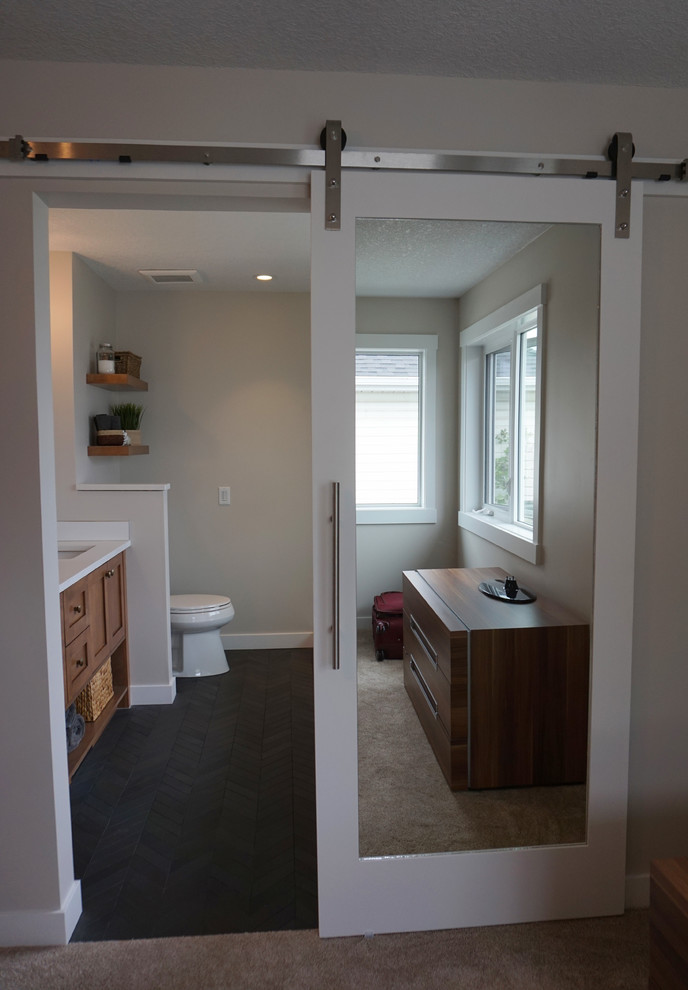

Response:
(114, 351), (142, 377)
(75, 658), (114, 721)
(97, 430), (125, 446)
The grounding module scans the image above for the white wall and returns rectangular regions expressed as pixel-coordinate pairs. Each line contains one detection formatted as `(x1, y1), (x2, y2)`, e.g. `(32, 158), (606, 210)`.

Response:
(1, 59), (688, 942)
(355, 298), (458, 618)
(115, 290), (313, 643)
(457, 224), (600, 620)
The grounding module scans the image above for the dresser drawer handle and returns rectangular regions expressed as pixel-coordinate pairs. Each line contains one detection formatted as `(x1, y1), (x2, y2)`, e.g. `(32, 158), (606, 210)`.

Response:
(409, 613), (438, 669)
(73, 604), (82, 614)
(409, 655), (438, 719)
(106, 569), (115, 578)
(75, 657), (85, 668)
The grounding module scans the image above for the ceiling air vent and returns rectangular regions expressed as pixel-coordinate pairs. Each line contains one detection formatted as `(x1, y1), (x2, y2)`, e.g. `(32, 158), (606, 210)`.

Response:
(138, 269), (202, 285)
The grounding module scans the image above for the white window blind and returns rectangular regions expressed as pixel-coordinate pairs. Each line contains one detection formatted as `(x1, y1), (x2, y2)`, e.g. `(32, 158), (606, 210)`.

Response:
(355, 334), (438, 525)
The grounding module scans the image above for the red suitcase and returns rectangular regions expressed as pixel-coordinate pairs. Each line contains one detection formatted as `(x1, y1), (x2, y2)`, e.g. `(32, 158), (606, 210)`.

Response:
(372, 591), (404, 661)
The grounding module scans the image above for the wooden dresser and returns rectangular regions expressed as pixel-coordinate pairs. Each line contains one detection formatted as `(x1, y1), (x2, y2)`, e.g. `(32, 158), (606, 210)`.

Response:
(402, 567), (590, 790)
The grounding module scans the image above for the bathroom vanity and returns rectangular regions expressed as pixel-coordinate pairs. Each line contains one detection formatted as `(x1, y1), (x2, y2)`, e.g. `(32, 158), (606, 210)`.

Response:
(59, 540), (131, 778)
(402, 566), (590, 791)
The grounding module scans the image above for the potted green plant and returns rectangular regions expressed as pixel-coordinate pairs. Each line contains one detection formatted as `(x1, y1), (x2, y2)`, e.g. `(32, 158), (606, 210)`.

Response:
(110, 402), (145, 446)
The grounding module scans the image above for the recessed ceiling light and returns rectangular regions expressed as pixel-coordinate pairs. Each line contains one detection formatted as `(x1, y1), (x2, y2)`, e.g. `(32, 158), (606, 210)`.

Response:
(255, 274), (273, 281)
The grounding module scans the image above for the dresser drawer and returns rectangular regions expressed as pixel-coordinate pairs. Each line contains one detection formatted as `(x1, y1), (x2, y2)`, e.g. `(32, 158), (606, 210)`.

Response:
(403, 617), (460, 741)
(403, 580), (453, 682)
(403, 654), (468, 790)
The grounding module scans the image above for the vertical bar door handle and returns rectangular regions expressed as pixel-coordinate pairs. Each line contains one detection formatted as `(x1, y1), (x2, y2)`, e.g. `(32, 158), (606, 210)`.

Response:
(332, 481), (341, 670)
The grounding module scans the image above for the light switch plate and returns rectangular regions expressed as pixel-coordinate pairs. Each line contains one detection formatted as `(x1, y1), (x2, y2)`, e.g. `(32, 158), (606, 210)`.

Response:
(218, 486), (231, 505)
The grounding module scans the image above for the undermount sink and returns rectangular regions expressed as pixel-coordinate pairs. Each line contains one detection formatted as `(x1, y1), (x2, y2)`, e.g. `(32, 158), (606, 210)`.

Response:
(58, 545), (94, 559)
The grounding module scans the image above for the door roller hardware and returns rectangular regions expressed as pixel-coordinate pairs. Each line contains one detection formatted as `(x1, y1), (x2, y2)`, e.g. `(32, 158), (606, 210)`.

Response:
(608, 133), (634, 239)
(321, 121), (346, 231)
(2, 125), (687, 237)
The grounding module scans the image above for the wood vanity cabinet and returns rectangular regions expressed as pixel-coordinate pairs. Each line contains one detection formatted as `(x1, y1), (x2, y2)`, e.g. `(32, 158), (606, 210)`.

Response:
(402, 566), (590, 791)
(61, 551), (130, 777)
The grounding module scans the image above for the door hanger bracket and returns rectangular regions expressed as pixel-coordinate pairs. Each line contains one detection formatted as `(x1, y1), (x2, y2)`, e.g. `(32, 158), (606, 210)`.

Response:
(321, 121), (346, 231)
(608, 132), (634, 239)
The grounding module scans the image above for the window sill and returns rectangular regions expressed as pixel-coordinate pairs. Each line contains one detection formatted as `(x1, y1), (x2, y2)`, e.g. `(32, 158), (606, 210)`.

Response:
(357, 507), (438, 525)
(458, 510), (541, 564)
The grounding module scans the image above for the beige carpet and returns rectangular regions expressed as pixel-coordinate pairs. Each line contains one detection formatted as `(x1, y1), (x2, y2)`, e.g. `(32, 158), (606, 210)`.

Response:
(0, 911), (649, 989)
(357, 631), (586, 857)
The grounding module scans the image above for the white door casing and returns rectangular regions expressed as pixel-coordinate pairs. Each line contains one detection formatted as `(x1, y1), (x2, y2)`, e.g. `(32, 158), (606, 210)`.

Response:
(0, 159), (642, 943)
(310, 168), (643, 937)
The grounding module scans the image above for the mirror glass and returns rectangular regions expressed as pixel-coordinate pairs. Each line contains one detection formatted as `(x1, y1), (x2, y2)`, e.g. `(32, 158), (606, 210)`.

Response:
(355, 218), (600, 858)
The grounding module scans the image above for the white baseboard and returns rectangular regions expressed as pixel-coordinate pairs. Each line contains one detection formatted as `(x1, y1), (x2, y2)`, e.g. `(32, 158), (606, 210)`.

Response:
(625, 872), (650, 909)
(129, 681), (177, 706)
(221, 631), (314, 650)
(0, 881), (82, 946)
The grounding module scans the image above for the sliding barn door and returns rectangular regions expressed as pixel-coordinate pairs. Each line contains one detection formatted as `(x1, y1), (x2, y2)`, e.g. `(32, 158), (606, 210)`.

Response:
(310, 168), (642, 936)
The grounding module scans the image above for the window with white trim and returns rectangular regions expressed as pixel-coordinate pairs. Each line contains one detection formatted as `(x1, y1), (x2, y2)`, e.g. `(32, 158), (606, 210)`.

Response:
(459, 286), (545, 563)
(355, 334), (438, 524)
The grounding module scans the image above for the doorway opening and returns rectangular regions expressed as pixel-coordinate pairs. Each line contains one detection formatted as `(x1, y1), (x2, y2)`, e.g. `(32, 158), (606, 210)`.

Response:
(50, 203), (317, 939)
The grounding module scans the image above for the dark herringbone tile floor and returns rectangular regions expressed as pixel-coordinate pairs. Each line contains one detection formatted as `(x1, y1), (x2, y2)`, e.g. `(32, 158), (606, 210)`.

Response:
(69, 649), (317, 941)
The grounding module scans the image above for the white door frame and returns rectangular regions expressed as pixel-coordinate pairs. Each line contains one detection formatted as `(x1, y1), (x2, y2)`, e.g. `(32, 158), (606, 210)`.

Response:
(0, 158), (648, 944)
(0, 166), (310, 946)
(310, 168), (643, 936)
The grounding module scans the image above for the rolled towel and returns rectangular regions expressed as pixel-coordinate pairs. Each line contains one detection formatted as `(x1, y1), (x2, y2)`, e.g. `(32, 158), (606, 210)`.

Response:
(66, 712), (86, 753)
(65, 703), (77, 728)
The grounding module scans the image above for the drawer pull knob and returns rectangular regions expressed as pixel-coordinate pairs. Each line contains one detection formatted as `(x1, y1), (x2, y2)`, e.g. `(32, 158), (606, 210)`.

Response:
(106, 569), (115, 578)
(76, 657), (85, 668)
(73, 604), (82, 614)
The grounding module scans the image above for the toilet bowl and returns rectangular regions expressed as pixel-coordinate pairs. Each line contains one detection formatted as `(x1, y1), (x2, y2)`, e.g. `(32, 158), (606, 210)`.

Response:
(170, 593), (235, 677)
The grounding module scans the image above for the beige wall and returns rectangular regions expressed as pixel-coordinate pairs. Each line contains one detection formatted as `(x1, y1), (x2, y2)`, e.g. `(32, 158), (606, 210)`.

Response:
(50, 253), (174, 696)
(355, 297), (459, 619)
(457, 224), (600, 620)
(51, 253), (120, 504)
(116, 290), (313, 640)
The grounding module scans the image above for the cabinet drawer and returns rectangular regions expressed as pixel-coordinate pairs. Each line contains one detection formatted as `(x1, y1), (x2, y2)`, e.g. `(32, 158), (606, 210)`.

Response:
(403, 618), (452, 739)
(64, 626), (94, 703)
(62, 576), (90, 645)
(403, 654), (467, 790)
(403, 590), (468, 745)
(403, 581), (453, 682)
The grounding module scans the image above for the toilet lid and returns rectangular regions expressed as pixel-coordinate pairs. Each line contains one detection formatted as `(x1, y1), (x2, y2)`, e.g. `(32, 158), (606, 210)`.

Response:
(170, 593), (232, 613)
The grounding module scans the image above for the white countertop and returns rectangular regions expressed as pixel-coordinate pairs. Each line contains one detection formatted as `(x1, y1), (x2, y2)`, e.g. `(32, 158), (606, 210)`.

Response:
(58, 539), (131, 592)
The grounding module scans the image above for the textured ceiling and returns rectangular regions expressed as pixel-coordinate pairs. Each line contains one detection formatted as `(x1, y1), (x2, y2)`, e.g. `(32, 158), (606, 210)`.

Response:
(2, 0), (688, 88)
(32, 0), (665, 294)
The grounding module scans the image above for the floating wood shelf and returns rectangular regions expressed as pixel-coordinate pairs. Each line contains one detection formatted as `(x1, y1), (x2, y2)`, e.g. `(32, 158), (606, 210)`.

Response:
(88, 445), (149, 457)
(86, 373), (148, 392)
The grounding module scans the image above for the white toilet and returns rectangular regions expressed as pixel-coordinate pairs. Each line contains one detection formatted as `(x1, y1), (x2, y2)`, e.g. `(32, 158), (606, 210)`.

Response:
(170, 593), (235, 677)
